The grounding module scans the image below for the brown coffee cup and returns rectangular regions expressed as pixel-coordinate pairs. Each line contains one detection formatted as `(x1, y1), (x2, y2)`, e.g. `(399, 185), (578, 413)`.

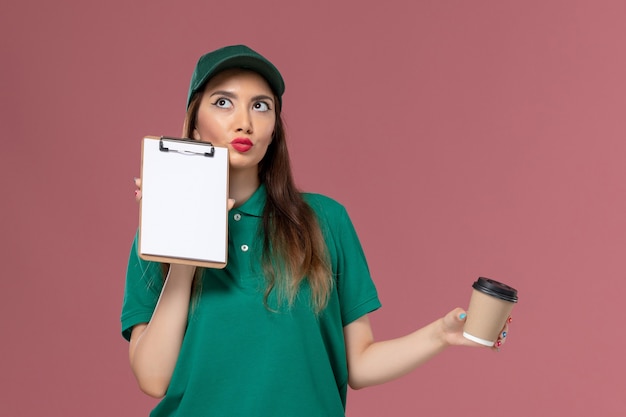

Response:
(463, 277), (519, 346)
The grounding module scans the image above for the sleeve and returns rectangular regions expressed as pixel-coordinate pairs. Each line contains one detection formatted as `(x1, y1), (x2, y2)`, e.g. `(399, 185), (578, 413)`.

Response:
(321, 199), (381, 326)
(120, 231), (164, 341)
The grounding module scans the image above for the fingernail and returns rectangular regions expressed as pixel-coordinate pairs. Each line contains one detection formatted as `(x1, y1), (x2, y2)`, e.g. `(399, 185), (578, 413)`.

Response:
(133, 177), (138, 182)
(507, 316), (513, 324)
(134, 190), (139, 196)
(496, 340), (502, 347)
(459, 313), (466, 320)
(502, 331), (507, 338)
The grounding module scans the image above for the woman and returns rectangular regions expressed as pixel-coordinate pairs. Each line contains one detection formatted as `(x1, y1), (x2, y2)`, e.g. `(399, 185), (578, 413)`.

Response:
(121, 44), (509, 416)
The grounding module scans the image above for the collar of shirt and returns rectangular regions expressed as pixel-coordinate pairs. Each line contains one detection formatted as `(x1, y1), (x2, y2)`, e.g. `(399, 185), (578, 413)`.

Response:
(235, 184), (266, 217)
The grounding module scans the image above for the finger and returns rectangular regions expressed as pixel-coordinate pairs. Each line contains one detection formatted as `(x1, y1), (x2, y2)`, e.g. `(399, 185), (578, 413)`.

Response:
(492, 326), (509, 352)
(442, 307), (466, 331)
(448, 307), (466, 322)
(133, 177), (142, 202)
(500, 324), (509, 344)
(458, 310), (467, 321)
(498, 319), (510, 345)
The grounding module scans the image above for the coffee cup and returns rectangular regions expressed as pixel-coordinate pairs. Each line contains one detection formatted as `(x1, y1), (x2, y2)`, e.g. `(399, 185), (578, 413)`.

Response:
(463, 277), (518, 346)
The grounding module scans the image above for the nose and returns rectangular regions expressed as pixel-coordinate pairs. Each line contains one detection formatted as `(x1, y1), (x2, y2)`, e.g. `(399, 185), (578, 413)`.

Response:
(235, 108), (253, 134)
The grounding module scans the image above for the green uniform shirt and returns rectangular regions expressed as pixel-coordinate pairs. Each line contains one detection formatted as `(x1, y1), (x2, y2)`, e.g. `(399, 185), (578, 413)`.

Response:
(121, 185), (381, 416)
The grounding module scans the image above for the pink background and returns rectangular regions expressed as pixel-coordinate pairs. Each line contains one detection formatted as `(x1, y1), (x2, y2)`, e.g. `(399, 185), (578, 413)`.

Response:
(2, 1), (625, 416)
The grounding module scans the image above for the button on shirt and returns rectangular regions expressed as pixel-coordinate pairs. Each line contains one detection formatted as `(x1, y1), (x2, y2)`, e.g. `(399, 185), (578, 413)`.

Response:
(231, 212), (250, 253)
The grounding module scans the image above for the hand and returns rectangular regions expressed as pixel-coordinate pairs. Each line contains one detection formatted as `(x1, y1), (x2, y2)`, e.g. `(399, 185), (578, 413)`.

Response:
(133, 177), (236, 209)
(441, 308), (511, 352)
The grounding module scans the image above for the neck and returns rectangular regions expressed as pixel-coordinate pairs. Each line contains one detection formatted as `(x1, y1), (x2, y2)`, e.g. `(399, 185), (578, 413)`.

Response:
(228, 167), (260, 207)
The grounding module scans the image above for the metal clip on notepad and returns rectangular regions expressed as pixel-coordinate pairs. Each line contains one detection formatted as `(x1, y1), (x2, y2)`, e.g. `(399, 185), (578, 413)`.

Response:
(159, 136), (215, 157)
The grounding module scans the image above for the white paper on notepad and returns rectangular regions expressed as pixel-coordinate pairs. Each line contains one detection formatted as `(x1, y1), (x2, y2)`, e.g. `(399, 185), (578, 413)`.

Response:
(140, 137), (228, 264)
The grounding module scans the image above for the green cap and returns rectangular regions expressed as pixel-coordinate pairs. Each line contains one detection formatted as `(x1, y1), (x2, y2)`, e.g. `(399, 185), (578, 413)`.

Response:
(187, 45), (285, 108)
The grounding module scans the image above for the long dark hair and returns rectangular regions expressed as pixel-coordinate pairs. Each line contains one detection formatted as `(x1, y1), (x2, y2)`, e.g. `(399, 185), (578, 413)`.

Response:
(180, 83), (333, 313)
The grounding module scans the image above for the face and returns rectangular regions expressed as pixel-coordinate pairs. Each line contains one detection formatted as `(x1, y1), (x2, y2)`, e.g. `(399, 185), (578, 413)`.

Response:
(193, 69), (277, 174)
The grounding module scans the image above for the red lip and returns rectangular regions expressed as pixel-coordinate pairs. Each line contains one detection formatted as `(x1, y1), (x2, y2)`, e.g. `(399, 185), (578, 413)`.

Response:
(231, 138), (253, 153)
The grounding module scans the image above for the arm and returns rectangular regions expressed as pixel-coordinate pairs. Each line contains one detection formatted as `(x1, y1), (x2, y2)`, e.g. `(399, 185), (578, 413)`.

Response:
(344, 308), (500, 390)
(128, 179), (235, 398)
(128, 264), (196, 398)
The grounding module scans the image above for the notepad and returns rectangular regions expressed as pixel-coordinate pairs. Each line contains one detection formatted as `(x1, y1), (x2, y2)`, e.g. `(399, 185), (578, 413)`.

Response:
(138, 136), (229, 268)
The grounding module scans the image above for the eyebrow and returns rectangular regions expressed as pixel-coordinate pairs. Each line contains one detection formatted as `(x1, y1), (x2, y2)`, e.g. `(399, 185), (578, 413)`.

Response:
(209, 90), (275, 104)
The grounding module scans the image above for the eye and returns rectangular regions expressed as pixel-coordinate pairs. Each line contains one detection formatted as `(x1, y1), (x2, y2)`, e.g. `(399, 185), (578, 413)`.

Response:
(212, 98), (233, 109)
(253, 101), (270, 112)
